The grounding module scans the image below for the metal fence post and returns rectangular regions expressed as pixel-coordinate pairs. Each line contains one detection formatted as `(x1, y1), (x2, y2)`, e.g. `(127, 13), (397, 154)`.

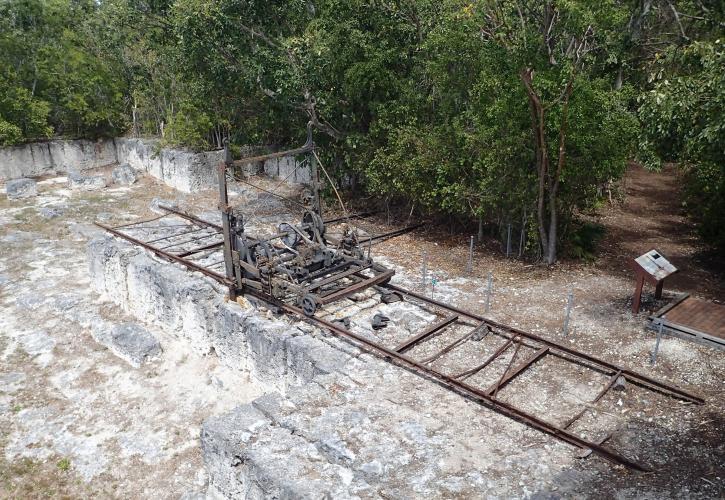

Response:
(562, 289), (574, 335)
(506, 223), (512, 257)
(518, 222), (526, 258)
(650, 320), (664, 365)
(421, 250), (428, 291)
(485, 272), (493, 313)
(466, 236), (474, 275)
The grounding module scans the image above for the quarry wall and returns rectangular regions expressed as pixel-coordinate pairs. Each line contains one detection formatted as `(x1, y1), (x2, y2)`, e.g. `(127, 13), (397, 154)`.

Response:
(1, 138), (307, 192)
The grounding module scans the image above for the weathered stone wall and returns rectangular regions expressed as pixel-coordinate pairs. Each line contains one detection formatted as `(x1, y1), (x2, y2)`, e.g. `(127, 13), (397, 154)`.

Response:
(114, 138), (224, 193)
(1, 138), (307, 192)
(263, 155), (311, 184)
(86, 235), (347, 392)
(86, 235), (559, 498)
(0, 139), (117, 180)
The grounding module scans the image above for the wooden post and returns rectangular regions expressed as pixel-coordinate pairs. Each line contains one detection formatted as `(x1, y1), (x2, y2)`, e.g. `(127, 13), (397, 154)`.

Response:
(655, 280), (664, 300)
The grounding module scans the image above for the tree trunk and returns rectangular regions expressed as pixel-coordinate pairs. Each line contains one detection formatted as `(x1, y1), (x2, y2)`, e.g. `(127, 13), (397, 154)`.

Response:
(614, 66), (623, 90)
(545, 77), (575, 265)
(546, 194), (558, 264)
(520, 69), (552, 263)
(520, 68), (575, 265)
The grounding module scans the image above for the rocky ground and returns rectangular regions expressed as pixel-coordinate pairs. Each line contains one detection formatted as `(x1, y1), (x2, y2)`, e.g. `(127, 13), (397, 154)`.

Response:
(0, 164), (723, 498)
(0, 173), (263, 497)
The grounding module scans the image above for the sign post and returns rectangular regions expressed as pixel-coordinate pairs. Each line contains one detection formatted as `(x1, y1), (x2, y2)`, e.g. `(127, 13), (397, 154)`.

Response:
(631, 249), (677, 314)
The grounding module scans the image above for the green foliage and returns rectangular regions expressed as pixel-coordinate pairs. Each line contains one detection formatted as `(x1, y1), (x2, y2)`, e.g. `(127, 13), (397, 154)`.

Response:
(0, 0), (720, 257)
(639, 40), (725, 250)
(359, 1), (636, 260)
(165, 104), (214, 151)
(0, 73), (53, 144)
(0, 0), (127, 143)
(0, 120), (23, 146)
(56, 457), (71, 472)
(565, 222), (606, 261)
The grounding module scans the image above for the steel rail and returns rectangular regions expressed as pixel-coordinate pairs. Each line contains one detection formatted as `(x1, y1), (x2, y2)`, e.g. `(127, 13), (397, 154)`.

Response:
(121, 223), (193, 231)
(97, 218), (702, 471)
(95, 222), (233, 286)
(145, 226), (206, 246)
(111, 213), (169, 228)
(320, 269), (395, 304)
(99, 214), (703, 407)
(357, 223), (424, 243)
(307, 264), (371, 292)
(158, 205), (222, 231)
(157, 230), (220, 251)
(563, 370), (623, 430)
(454, 335), (518, 380)
(323, 211), (380, 224)
(246, 289), (650, 472)
(486, 346), (549, 397)
(177, 240), (226, 258)
(395, 314), (458, 353)
(383, 284), (704, 405)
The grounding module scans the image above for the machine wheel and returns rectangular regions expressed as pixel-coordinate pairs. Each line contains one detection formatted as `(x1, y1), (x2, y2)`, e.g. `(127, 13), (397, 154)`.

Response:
(278, 222), (300, 248)
(300, 293), (321, 317)
(302, 210), (325, 238)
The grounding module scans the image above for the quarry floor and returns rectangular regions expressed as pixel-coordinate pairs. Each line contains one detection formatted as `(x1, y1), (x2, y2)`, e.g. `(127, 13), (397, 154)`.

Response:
(0, 166), (723, 498)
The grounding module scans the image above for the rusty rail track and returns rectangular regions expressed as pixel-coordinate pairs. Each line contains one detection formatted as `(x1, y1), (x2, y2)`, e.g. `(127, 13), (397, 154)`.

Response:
(97, 208), (705, 473)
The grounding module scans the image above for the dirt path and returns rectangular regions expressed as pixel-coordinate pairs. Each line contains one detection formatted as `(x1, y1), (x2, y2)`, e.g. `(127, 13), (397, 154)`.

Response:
(597, 163), (724, 300)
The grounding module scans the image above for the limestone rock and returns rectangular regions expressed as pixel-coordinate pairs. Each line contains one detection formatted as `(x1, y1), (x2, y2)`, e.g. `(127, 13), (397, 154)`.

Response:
(150, 197), (178, 215)
(19, 331), (56, 356)
(111, 163), (138, 185)
(113, 137), (223, 193)
(202, 404), (367, 498)
(39, 207), (64, 218)
(318, 435), (357, 464)
(0, 372), (27, 393)
(6, 178), (37, 199)
(0, 138), (116, 181)
(68, 172), (106, 191)
(92, 322), (161, 368)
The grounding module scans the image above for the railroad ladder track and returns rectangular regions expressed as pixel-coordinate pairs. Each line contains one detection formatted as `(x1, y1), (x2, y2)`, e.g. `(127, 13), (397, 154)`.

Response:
(96, 206), (705, 472)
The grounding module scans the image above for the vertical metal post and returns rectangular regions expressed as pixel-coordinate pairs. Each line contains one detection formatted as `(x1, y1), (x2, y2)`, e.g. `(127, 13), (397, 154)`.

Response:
(506, 223), (512, 257)
(219, 139), (237, 300)
(562, 289), (574, 335)
(466, 236), (474, 275)
(421, 250), (428, 291)
(309, 149), (322, 219)
(518, 217), (526, 259)
(485, 272), (493, 313)
(650, 320), (664, 365)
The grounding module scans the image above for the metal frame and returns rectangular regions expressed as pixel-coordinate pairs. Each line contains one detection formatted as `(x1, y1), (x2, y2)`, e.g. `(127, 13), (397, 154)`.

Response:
(648, 295), (725, 351)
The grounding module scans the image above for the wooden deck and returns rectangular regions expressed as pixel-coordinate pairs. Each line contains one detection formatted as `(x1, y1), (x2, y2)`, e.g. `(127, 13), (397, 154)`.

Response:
(650, 294), (725, 350)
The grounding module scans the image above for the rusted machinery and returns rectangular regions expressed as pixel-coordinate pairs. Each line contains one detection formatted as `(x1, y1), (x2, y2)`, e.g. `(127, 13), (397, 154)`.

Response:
(224, 205), (393, 315)
(215, 123), (394, 315)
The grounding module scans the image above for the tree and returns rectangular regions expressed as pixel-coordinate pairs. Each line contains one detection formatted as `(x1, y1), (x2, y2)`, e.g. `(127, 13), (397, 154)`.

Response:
(466, 1), (638, 264)
(0, 0), (127, 143)
(639, 40), (725, 250)
(363, 1), (637, 263)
